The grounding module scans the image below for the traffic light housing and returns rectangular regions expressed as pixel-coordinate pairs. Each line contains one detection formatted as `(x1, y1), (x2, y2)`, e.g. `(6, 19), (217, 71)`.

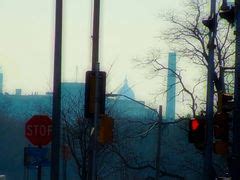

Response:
(213, 93), (234, 155)
(213, 141), (229, 155)
(213, 112), (229, 141)
(188, 117), (205, 149)
(84, 71), (106, 118)
(217, 93), (234, 112)
(98, 115), (114, 144)
(202, 16), (215, 31)
(219, 5), (235, 24)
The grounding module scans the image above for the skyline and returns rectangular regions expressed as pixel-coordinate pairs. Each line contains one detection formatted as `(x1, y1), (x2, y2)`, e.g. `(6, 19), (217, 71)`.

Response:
(0, 0), (203, 116)
(0, 0), (181, 92)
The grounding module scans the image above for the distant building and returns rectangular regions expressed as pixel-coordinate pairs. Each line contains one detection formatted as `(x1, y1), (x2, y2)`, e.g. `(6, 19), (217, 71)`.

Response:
(0, 80), (159, 179)
(107, 78), (156, 120)
(61, 82), (85, 97)
(0, 82), (86, 120)
(166, 52), (176, 121)
(117, 77), (135, 100)
(15, 89), (22, 96)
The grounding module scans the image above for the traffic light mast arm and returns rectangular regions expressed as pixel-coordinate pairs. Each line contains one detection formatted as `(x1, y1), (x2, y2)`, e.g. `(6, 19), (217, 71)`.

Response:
(106, 93), (158, 115)
(107, 93), (191, 125)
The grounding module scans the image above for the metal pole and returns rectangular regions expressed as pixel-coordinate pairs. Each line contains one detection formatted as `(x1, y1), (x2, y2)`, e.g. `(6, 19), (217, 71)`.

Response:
(63, 157), (67, 180)
(24, 166), (29, 180)
(51, 0), (63, 179)
(204, 0), (216, 179)
(90, 0), (101, 179)
(232, 0), (240, 179)
(37, 146), (42, 180)
(155, 105), (162, 180)
(91, 0), (100, 71)
(62, 127), (67, 180)
(92, 63), (100, 180)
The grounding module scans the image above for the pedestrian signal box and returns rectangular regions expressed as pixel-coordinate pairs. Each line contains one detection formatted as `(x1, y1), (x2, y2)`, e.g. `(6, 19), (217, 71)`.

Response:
(218, 93), (234, 112)
(98, 115), (114, 144)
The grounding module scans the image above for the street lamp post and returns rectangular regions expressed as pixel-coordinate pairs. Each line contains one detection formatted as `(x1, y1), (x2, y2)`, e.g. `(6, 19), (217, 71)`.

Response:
(106, 93), (162, 179)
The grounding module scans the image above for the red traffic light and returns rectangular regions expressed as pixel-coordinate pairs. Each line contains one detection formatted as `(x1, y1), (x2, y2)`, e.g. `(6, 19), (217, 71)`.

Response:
(191, 118), (200, 131)
(188, 117), (205, 147)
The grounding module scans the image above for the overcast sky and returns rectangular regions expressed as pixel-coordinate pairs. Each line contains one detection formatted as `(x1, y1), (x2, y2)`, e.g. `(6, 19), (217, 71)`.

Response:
(0, 0), (206, 115)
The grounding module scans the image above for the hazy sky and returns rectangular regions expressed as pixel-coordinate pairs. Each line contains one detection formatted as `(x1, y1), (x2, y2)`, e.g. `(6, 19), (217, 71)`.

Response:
(0, 0), (201, 114)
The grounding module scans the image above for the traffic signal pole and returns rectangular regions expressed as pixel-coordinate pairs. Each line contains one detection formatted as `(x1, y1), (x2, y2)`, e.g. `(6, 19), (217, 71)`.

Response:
(51, 0), (63, 179)
(232, 0), (240, 179)
(204, 0), (217, 179)
(155, 106), (162, 180)
(90, 0), (101, 179)
(91, 0), (100, 72)
(38, 146), (42, 180)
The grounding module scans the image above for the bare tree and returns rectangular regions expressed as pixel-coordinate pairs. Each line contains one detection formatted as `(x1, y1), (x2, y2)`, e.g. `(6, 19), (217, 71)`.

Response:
(161, 0), (235, 91)
(60, 88), (187, 179)
(137, 0), (235, 117)
(136, 50), (205, 117)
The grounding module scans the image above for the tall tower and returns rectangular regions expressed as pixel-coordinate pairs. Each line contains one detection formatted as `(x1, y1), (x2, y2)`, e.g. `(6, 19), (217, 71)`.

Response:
(0, 67), (3, 94)
(166, 52), (176, 121)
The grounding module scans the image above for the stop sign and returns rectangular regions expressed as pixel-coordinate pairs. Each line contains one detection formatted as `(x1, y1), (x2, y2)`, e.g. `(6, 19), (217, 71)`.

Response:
(25, 115), (52, 146)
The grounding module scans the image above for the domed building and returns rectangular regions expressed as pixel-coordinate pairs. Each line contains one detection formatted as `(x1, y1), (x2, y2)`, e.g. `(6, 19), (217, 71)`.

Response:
(106, 77), (156, 120)
(117, 77), (135, 100)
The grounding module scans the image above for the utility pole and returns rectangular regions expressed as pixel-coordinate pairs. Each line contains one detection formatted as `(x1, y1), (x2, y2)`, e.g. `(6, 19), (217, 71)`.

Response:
(90, 0), (101, 179)
(155, 105), (162, 180)
(51, 0), (63, 179)
(204, 0), (216, 179)
(232, 0), (240, 179)
(62, 126), (67, 180)
(91, 0), (100, 72)
(38, 146), (42, 180)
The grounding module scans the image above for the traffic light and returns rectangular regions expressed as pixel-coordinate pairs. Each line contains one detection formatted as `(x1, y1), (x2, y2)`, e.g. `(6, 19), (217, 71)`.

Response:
(217, 93), (234, 112)
(202, 16), (215, 31)
(84, 71), (106, 118)
(188, 117), (205, 149)
(98, 115), (114, 144)
(213, 112), (229, 155)
(213, 141), (229, 155)
(219, 4), (235, 24)
(213, 112), (229, 141)
(213, 93), (234, 155)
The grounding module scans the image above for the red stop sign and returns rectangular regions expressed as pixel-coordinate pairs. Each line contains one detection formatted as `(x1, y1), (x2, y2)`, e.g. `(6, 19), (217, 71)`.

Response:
(25, 115), (52, 146)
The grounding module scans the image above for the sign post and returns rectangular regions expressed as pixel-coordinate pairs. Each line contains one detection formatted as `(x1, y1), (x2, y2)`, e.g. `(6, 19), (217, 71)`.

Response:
(25, 115), (52, 180)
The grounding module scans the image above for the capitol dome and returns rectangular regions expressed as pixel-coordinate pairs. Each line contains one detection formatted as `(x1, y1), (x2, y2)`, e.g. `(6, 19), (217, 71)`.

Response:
(117, 78), (135, 100)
